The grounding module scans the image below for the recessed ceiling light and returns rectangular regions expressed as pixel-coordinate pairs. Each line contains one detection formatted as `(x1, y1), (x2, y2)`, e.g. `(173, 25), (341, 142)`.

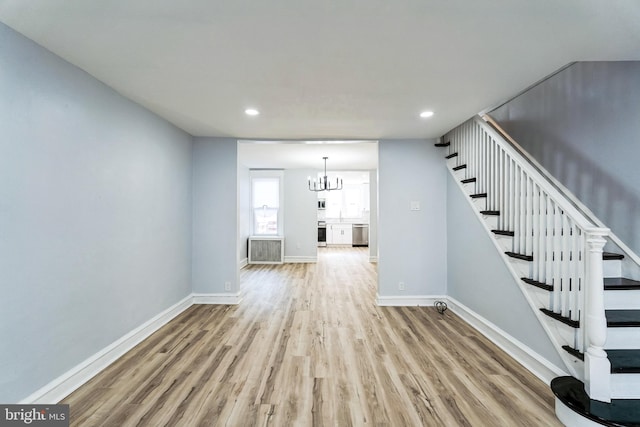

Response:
(245, 108), (260, 116)
(420, 111), (434, 118)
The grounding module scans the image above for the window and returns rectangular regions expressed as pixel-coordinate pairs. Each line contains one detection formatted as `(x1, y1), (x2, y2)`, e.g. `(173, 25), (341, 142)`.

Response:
(323, 172), (370, 220)
(251, 171), (283, 235)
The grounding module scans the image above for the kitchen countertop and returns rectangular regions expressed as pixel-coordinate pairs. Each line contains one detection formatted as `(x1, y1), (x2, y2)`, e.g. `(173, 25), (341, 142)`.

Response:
(324, 219), (369, 225)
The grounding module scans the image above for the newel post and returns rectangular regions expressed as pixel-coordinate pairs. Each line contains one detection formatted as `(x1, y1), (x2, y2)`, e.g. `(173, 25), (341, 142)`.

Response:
(583, 228), (611, 403)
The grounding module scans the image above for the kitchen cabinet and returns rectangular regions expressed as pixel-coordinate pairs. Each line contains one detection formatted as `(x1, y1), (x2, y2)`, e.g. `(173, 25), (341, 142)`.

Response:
(327, 224), (352, 245)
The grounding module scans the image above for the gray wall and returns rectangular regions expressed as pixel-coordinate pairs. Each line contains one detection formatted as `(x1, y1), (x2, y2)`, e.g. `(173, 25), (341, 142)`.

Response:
(192, 138), (238, 294)
(283, 169), (319, 260)
(378, 139), (447, 296)
(237, 163), (250, 265)
(490, 61), (640, 255)
(446, 173), (564, 367)
(0, 23), (193, 402)
(369, 169), (378, 260)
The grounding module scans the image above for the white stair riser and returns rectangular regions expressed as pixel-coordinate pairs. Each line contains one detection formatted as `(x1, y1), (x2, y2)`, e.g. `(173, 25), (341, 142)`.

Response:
(611, 374), (640, 399)
(453, 168), (467, 179)
(461, 182), (477, 194)
(481, 214), (498, 230)
(542, 317), (578, 349)
(523, 286), (552, 310)
(471, 197), (486, 210)
(603, 259), (622, 278)
(508, 257), (532, 278)
(494, 235), (513, 252)
(605, 290), (640, 309)
(605, 328), (640, 349)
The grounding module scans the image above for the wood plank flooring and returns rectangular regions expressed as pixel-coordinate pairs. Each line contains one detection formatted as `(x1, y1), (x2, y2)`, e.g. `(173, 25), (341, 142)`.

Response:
(63, 247), (561, 426)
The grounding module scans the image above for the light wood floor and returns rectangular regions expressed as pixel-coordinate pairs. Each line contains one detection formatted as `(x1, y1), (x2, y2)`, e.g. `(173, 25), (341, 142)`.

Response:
(63, 247), (561, 426)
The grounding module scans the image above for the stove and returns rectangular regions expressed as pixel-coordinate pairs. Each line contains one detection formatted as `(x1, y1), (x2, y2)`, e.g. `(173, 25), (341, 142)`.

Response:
(317, 221), (327, 247)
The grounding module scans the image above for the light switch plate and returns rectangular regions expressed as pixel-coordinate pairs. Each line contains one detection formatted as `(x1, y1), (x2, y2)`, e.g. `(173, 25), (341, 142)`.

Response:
(410, 201), (420, 211)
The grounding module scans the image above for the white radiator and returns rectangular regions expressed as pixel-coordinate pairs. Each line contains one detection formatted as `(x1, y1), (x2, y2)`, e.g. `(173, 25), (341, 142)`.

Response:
(248, 236), (284, 264)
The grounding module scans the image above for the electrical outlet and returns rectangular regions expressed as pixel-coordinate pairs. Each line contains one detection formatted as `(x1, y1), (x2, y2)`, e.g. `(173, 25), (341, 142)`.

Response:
(224, 281), (231, 291)
(398, 282), (405, 291)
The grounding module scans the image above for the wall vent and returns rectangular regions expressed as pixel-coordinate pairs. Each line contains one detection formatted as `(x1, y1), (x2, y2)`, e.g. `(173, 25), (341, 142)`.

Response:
(248, 237), (284, 264)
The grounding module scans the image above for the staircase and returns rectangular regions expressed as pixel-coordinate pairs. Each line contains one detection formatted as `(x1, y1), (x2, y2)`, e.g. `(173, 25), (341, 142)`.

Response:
(439, 116), (640, 426)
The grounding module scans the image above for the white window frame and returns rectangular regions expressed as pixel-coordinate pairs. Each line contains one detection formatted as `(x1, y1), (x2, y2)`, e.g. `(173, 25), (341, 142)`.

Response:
(250, 170), (284, 236)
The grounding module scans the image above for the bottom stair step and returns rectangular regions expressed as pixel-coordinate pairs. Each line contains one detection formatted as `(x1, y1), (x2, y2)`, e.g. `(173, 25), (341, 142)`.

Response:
(552, 376), (640, 426)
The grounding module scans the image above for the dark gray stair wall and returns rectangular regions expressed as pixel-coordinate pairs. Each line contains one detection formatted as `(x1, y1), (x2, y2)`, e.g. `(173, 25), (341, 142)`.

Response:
(446, 173), (565, 369)
(489, 61), (640, 257)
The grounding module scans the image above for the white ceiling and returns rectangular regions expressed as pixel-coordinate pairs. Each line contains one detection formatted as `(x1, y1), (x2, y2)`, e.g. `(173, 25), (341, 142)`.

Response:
(1, 1), (639, 145)
(237, 140), (378, 169)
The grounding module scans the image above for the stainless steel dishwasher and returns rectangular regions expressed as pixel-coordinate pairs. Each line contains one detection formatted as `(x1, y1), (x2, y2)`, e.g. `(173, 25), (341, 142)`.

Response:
(352, 224), (369, 247)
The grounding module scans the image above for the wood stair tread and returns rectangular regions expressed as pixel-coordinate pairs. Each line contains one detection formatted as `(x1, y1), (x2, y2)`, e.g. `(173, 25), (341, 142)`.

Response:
(470, 193), (487, 199)
(606, 310), (640, 327)
(552, 376), (640, 425)
(435, 142), (450, 147)
(607, 349), (640, 374)
(605, 277), (640, 291)
(562, 345), (584, 360)
(540, 308), (579, 328)
(521, 277), (553, 291)
(505, 251), (533, 261)
(491, 229), (514, 237)
(452, 164), (467, 171)
(562, 347), (640, 374)
(480, 210), (500, 216)
(603, 252), (625, 260)
(445, 153), (458, 159)
(461, 177), (476, 184)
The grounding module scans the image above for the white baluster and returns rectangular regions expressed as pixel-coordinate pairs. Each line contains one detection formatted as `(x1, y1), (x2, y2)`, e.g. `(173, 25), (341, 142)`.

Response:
(525, 176), (533, 257)
(513, 165), (521, 251)
(508, 159), (515, 233)
(574, 227), (586, 353)
(584, 228), (611, 402)
(483, 136), (488, 206)
(519, 167), (526, 254)
(561, 214), (570, 318)
(568, 220), (580, 322)
(538, 191), (547, 284)
(532, 183), (540, 280)
(497, 143), (502, 212)
(552, 204), (562, 312)
(469, 122), (482, 178)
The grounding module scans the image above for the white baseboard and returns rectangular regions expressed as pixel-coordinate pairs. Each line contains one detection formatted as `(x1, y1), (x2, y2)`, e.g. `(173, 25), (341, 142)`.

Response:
(369, 256), (378, 263)
(284, 256), (317, 263)
(20, 295), (193, 404)
(376, 294), (447, 307)
(192, 292), (242, 305)
(446, 296), (567, 385)
(239, 258), (248, 269)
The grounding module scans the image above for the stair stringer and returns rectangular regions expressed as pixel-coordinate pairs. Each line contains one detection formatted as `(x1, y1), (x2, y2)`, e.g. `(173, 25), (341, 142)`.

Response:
(446, 163), (583, 380)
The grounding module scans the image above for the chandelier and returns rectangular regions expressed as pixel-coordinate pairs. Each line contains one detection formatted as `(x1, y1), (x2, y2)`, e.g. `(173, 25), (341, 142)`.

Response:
(308, 157), (343, 192)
